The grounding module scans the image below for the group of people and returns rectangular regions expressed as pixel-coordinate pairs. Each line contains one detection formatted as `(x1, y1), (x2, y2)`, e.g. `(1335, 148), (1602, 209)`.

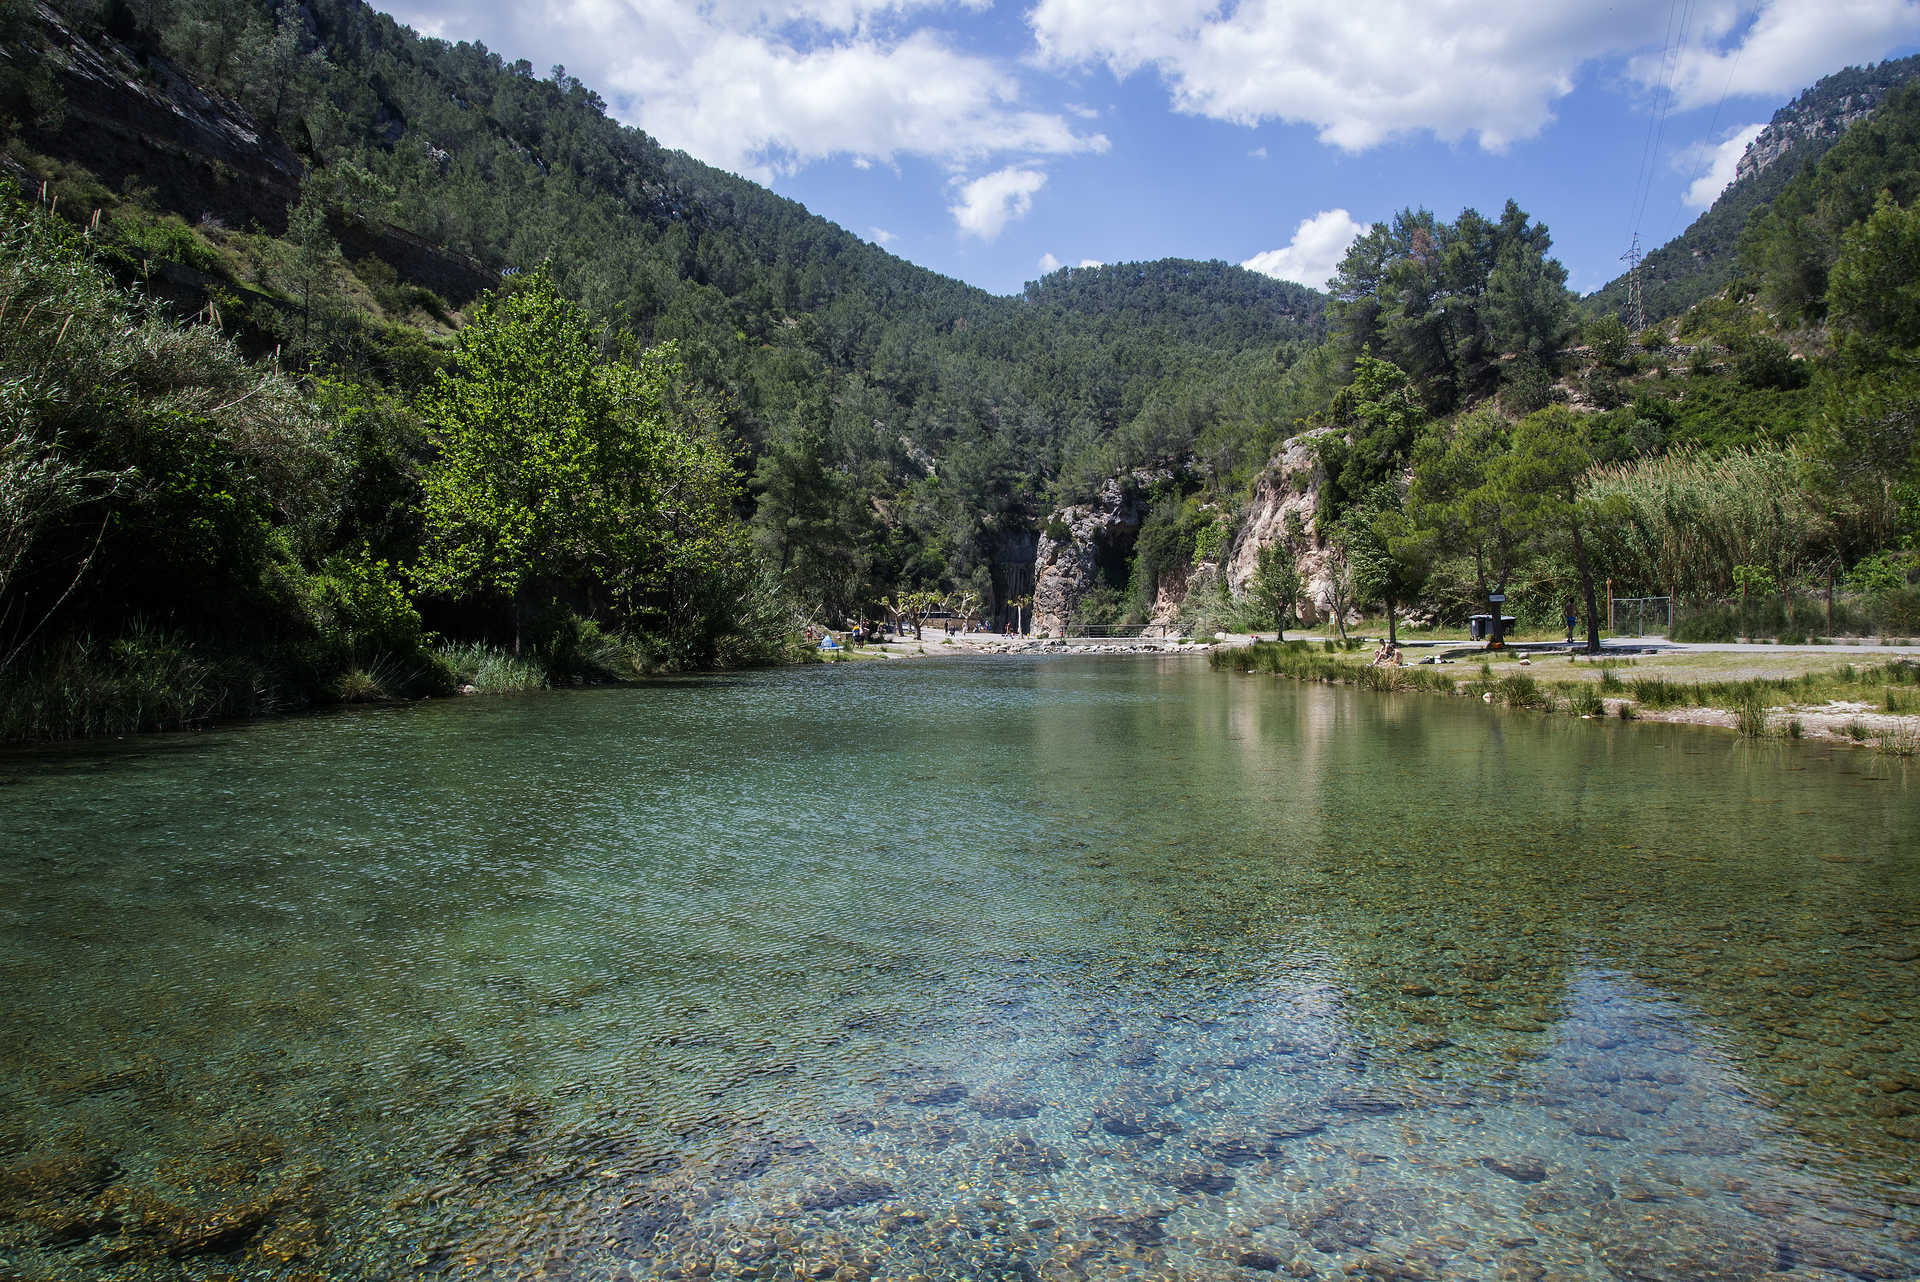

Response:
(1370, 640), (1403, 667)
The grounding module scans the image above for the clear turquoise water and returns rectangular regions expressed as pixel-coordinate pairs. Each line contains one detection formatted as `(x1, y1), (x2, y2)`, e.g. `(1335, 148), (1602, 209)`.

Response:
(1, 656), (1916, 1281)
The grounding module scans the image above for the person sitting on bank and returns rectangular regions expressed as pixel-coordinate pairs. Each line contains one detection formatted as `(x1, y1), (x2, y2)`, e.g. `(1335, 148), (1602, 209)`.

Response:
(1371, 640), (1402, 667)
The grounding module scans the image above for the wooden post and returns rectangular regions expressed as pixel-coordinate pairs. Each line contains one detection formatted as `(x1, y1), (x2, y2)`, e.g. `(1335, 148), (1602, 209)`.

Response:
(1606, 578), (1613, 634)
(1827, 568), (1834, 641)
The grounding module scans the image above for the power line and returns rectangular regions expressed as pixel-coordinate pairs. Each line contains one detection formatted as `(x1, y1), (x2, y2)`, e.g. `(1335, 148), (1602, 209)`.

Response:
(1626, 0), (1686, 242)
(1634, 0), (1697, 238)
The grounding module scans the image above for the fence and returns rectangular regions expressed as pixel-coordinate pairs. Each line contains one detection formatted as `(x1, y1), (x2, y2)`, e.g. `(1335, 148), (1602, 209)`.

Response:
(1609, 597), (1672, 636)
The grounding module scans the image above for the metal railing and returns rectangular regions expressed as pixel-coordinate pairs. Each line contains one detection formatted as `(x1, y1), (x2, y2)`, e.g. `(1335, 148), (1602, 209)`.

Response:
(1609, 596), (1673, 636)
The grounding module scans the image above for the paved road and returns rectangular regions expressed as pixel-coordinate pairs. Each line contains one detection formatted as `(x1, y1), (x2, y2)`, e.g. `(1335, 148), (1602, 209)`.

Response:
(1227, 634), (1920, 658)
(1641, 639), (1920, 656)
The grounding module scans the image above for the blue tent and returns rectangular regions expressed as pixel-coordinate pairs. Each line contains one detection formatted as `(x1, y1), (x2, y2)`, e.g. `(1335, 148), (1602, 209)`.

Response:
(817, 633), (842, 651)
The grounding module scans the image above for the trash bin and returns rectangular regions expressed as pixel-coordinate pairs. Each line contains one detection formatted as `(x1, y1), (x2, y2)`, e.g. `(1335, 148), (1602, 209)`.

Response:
(1469, 614), (1520, 641)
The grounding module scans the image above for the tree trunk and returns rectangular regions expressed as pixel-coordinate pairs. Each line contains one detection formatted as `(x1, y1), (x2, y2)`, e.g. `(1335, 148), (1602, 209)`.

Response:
(1571, 513), (1602, 654)
(1472, 547), (1501, 647)
(1386, 593), (1398, 645)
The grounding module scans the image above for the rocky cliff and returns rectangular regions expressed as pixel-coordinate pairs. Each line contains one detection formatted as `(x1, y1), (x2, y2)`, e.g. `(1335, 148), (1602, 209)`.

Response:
(1733, 90), (1891, 186)
(1036, 431), (1351, 636)
(12, 5), (496, 309)
(1224, 429), (1342, 626)
(1030, 470), (1165, 634)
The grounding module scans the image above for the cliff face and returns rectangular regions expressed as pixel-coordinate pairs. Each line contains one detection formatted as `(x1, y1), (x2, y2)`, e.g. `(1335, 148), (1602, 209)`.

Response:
(1039, 431), (1350, 635)
(1733, 93), (1884, 187)
(22, 4), (302, 231)
(14, 6), (496, 308)
(1224, 429), (1342, 627)
(1030, 470), (1165, 634)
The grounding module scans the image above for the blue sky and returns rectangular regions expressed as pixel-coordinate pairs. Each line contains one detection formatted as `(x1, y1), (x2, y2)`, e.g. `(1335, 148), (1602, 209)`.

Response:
(384, 0), (1920, 298)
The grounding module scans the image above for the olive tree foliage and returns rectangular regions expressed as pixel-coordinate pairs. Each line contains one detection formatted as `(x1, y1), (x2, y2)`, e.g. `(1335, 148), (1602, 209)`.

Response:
(414, 266), (749, 650)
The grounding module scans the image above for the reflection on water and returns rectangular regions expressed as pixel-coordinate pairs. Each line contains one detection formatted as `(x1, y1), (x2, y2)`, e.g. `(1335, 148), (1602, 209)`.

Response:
(1, 657), (1915, 1281)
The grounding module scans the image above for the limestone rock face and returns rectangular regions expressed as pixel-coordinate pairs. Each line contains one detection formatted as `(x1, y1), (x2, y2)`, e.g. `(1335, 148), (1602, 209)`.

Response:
(1031, 470), (1165, 635)
(1733, 94), (1881, 186)
(1226, 429), (1340, 626)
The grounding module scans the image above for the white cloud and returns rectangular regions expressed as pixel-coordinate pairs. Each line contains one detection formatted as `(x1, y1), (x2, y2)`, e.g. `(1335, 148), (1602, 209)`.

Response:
(1634, 0), (1920, 110)
(1029, 0), (1659, 150)
(1079, 258), (1104, 268)
(1248, 145), (1268, 159)
(1679, 122), (1766, 208)
(387, 1), (1104, 181)
(1028, 0), (1919, 152)
(952, 167), (1048, 239)
(871, 226), (896, 245)
(1242, 209), (1365, 290)
(1037, 251), (1063, 272)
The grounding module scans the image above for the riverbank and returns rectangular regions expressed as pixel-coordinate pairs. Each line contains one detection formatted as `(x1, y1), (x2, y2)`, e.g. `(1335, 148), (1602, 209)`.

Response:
(1212, 639), (1920, 754)
(844, 631), (1213, 658)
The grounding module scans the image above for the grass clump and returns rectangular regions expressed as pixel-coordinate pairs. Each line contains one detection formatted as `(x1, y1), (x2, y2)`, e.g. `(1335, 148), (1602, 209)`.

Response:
(1628, 676), (1687, 708)
(0, 627), (214, 740)
(1567, 685), (1605, 718)
(435, 642), (546, 693)
(1877, 726), (1918, 756)
(1494, 673), (1552, 710)
(1734, 687), (1770, 738)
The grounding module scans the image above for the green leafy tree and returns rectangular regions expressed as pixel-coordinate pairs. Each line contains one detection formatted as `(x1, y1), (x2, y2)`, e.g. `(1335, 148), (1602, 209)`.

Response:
(414, 267), (607, 646)
(1317, 352), (1425, 526)
(1343, 484), (1427, 645)
(275, 188), (340, 365)
(1499, 407), (1604, 652)
(415, 267), (748, 656)
(1407, 406), (1532, 646)
(1820, 194), (1920, 494)
(1827, 192), (1920, 361)
(1248, 541), (1301, 640)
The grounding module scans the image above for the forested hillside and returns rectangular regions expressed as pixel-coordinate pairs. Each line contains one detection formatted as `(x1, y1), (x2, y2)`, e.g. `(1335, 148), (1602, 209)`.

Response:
(1, 0), (1917, 741)
(1586, 54), (1920, 325)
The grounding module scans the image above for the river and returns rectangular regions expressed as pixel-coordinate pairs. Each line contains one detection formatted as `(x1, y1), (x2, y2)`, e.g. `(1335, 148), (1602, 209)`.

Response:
(2, 655), (1916, 1280)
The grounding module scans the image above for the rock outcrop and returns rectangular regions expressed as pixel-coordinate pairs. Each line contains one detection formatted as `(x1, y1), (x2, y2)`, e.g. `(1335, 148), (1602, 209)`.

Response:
(1734, 89), (1895, 187)
(1031, 470), (1164, 635)
(17, 7), (497, 308)
(1226, 429), (1341, 626)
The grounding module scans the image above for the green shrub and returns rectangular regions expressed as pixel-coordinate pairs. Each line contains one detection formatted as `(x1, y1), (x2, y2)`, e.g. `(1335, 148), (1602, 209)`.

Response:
(309, 551), (422, 659)
(1876, 589), (1920, 635)
(1567, 685), (1604, 717)
(1734, 687), (1769, 737)
(1732, 335), (1808, 390)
